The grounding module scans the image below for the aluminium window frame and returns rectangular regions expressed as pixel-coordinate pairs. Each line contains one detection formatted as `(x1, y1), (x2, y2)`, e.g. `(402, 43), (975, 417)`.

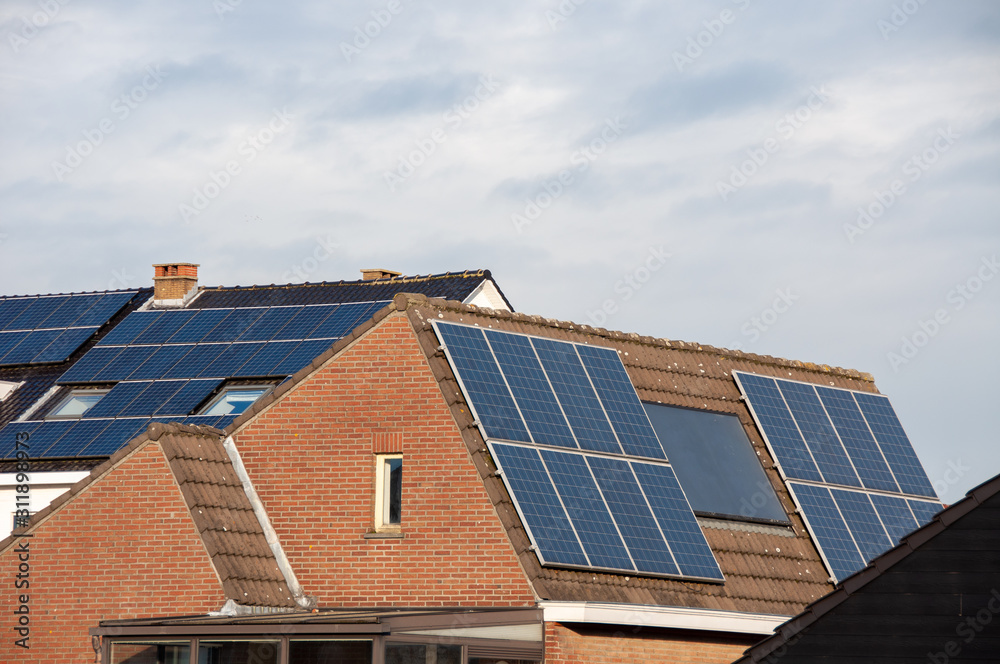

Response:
(45, 387), (111, 419)
(197, 384), (274, 417)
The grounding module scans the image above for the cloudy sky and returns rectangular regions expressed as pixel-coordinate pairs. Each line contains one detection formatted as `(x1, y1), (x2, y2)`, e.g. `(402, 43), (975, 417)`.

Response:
(1, 0), (997, 502)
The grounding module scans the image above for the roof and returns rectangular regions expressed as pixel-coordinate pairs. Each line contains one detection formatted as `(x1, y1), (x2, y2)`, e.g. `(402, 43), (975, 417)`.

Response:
(189, 269), (512, 309)
(0, 422), (297, 608)
(734, 472), (1000, 662)
(220, 293), (880, 617)
(0, 270), (501, 463)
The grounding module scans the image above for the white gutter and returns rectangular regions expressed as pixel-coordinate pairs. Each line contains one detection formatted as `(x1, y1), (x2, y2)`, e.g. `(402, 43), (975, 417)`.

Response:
(222, 435), (315, 609)
(539, 601), (789, 636)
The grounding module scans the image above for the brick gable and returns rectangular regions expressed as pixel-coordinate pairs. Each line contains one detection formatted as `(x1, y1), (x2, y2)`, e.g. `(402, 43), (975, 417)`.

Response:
(232, 313), (536, 606)
(0, 443), (226, 664)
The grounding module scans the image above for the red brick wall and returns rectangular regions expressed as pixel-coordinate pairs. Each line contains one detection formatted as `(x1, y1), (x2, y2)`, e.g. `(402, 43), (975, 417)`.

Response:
(233, 314), (536, 607)
(545, 622), (756, 663)
(0, 443), (227, 664)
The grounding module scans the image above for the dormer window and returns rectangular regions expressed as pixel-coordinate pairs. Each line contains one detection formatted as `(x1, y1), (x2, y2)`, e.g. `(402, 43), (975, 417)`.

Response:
(47, 389), (109, 419)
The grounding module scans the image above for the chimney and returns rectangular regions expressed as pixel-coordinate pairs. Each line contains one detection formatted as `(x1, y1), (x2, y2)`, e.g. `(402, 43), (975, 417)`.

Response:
(153, 263), (199, 306)
(360, 268), (402, 281)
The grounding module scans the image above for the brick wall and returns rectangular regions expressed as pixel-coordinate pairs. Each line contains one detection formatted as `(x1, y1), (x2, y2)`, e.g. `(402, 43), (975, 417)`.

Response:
(544, 622), (756, 664)
(0, 443), (227, 664)
(232, 313), (536, 607)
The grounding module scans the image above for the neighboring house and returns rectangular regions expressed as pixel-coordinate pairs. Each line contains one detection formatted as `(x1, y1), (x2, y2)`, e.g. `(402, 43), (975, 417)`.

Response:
(735, 473), (1000, 663)
(0, 271), (946, 664)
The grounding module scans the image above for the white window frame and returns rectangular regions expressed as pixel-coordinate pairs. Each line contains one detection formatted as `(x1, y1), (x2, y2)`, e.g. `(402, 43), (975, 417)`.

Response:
(197, 385), (273, 417)
(374, 454), (402, 532)
(46, 388), (110, 419)
(0, 380), (21, 402)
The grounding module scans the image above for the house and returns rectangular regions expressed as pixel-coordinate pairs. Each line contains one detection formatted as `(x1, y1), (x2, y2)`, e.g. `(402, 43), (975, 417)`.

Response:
(735, 472), (1000, 662)
(0, 268), (945, 664)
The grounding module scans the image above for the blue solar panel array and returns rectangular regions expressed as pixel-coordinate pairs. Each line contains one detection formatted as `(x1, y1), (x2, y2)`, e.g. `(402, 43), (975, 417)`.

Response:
(0, 300), (391, 460)
(0, 292), (137, 366)
(434, 322), (666, 459)
(491, 442), (724, 580)
(435, 321), (722, 581)
(733, 371), (943, 581)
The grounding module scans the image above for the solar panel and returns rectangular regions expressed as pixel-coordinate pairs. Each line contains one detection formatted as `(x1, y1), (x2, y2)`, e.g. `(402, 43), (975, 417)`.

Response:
(731, 373), (822, 482)
(630, 462), (725, 580)
(97, 311), (161, 346)
(201, 307), (268, 343)
(117, 381), (187, 418)
(132, 310), (198, 345)
(39, 418), (112, 457)
(489, 443), (589, 566)
(75, 292), (137, 326)
(32, 327), (97, 363)
(788, 482), (865, 581)
(532, 338), (621, 455)
(576, 344), (665, 459)
(36, 294), (101, 328)
(236, 307), (302, 342)
(6, 297), (66, 330)
(540, 449), (634, 570)
(270, 339), (335, 376)
(84, 381), (153, 418)
(0, 331), (30, 363)
(484, 330), (577, 449)
(853, 393), (936, 498)
(1, 329), (64, 365)
(586, 455), (680, 576)
(0, 421), (40, 459)
(868, 493), (919, 544)
(0, 299), (35, 331)
(199, 342), (265, 378)
(234, 341), (298, 377)
(777, 380), (861, 488)
(308, 301), (386, 339)
(816, 386), (899, 493)
(91, 346), (157, 382)
(17, 420), (76, 454)
(155, 379), (222, 416)
(831, 488), (892, 563)
(128, 345), (195, 380)
(435, 323), (531, 443)
(907, 499), (942, 525)
(270, 305), (336, 340)
(77, 418), (151, 456)
(166, 309), (232, 344)
(162, 344), (229, 379)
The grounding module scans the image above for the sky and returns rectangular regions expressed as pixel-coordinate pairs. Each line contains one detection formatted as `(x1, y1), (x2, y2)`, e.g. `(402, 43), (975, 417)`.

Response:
(1, 0), (997, 503)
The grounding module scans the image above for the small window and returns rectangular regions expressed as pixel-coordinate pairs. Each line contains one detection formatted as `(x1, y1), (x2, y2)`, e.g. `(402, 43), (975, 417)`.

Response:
(375, 454), (402, 530)
(198, 386), (271, 416)
(47, 389), (108, 419)
(0, 381), (20, 402)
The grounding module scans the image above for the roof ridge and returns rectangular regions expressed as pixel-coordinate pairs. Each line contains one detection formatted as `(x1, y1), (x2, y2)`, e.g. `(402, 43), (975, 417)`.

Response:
(393, 293), (874, 383)
(199, 269), (491, 293)
(0, 287), (152, 299)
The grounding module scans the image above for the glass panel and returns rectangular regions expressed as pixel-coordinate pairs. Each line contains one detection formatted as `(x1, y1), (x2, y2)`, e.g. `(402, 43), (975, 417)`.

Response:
(198, 641), (279, 664)
(111, 641), (191, 664)
(386, 457), (402, 524)
(288, 640), (372, 664)
(51, 391), (105, 417)
(643, 402), (788, 523)
(201, 388), (269, 416)
(385, 644), (461, 664)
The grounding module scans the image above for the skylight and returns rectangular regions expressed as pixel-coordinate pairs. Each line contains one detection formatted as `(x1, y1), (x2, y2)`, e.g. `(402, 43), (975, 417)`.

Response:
(199, 386), (271, 416)
(48, 389), (109, 418)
